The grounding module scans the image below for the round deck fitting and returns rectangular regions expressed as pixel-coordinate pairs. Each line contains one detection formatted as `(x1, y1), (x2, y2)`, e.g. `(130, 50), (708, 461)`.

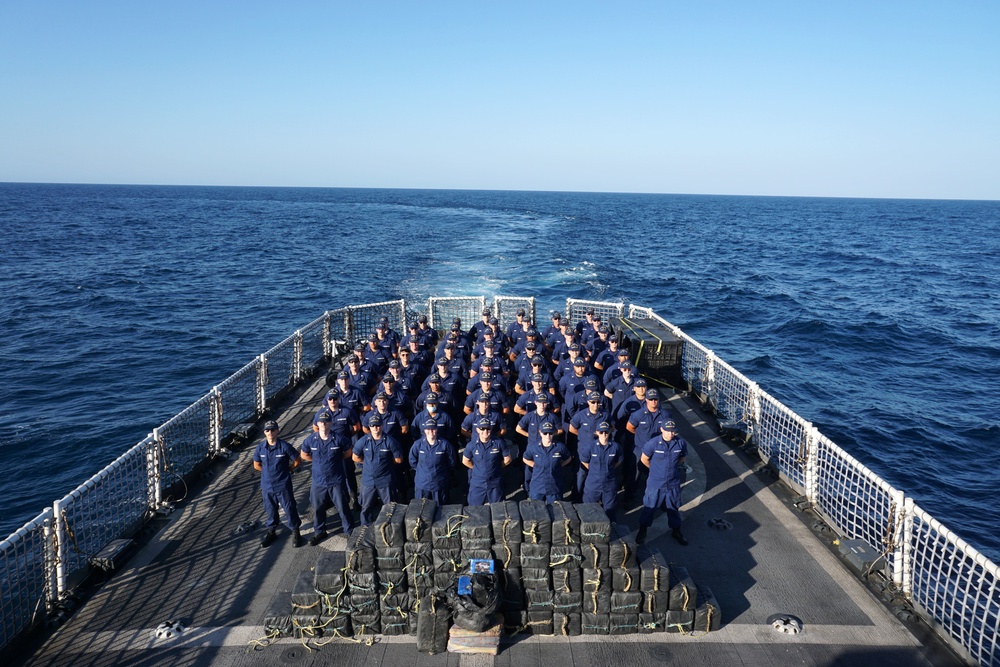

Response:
(707, 518), (733, 531)
(153, 620), (186, 640)
(766, 613), (803, 634)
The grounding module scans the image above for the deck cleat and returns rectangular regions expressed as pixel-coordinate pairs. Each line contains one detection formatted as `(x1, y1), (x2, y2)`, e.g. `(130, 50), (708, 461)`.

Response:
(767, 613), (803, 634)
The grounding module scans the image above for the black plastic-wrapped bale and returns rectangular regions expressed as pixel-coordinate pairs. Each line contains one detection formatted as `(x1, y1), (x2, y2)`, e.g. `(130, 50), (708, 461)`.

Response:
(610, 613), (639, 635)
(434, 572), (458, 592)
(575, 503), (611, 544)
(666, 609), (695, 633)
(291, 570), (321, 615)
(643, 590), (671, 614)
(380, 591), (410, 616)
(314, 550), (348, 595)
(521, 567), (551, 591)
(491, 501), (523, 544)
(319, 613), (352, 638)
(611, 591), (643, 615)
(639, 550), (670, 594)
(352, 614), (381, 635)
(463, 537), (493, 552)
(519, 543), (550, 569)
(582, 590), (611, 614)
(581, 542), (609, 569)
(582, 567), (612, 593)
(581, 612), (610, 635)
(525, 589), (554, 612)
(553, 591), (583, 615)
(527, 611), (554, 635)
(376, 546), (406, 571)
(405, 498), (437, 543)
(346, 525), (377, 573)
(417, 593), (452, 655)
(460, 504), (493, 543)
(263, 592), (294, 637)
(492, 540), (521, 569)
(612, 565), (641, 592)
(433, 547), (464, 573)
(503, 610), (528, 635)
(461, 549), (494, 563)
(349, 594), (380, 619)
(552, 567), (583, 593)
(320, 590), (352, 618)
(518, 500), (552, 544)
(609, 523), (637, 568)
(292, 613), (321, 639)
(549, 544), (582, 569)
(694, 585), (721, 632)
(553, 612), (582, 636)
(613, 316), (684, 387)
(549, 501), (580, 545)
(449, 572), (501, 632)
(407, 595), (420, 636)
(638, 612), (666, 633)
(346, 570), (379, 596)
(669, 564), (698, 612)
(378, 569), (407, 595)
(382, 613), (408, 636)
(501, 567), (524, 611)
(432, 504), (465, 549)
(405, 541), (434, 569)
(408, 566), (435, 600)
(374, 501), (407, 548)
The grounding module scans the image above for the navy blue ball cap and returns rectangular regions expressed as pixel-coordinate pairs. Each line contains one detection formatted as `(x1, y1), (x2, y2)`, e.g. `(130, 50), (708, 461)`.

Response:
(585, 378), (598, 388)
(569, 343), (581, 351)
(516, 307), (526, 316)
(316, 411), (332, 423)
(368, 414), (383, 426)
(573, 358), (586, 367)
(617, 349), (629, 357)
(535, 392), (550, 402)
(381, 374), (395, 383)
(531, 372), (544, 382)
(325, 390), (340, 400)
(489, 317), (499, 325)
(423, 419), (438, 430)
(437, 357), (449, 366)
(587, 391), (601, 402)
(476, 417), (493, 429)
(646, 388), (660, 400)
(482, 308), (492, 316)
(450, 323), (461, 331)
(337, 369), (350, 378)
(620, 361), (633, 370)
(483, 339), (496, 348)
(263, 420), (279, 431)
(634, 378), (648, 388)
(389, 359), (400, 368)
(419, 314), (428, 323)
(477, 392), (491, 403)
(540, 421), (556, 434)
(552, 311), (562, 319)
(596, 421), (612, 433)
(425, 392), (439, 404)
(598, 325), (609, 333)
(375, 391), (388, 400)
(480, 372), (493, 382)
(368, 333), (378, 341)
(586, 307), (596, 315)
(409, 321), (419, 330)
(526, 341), (537, 350)
(428, 373), (441, 382)
(530, 357), (544, 366)
(660, 419), (676, 431)
(445, 342), (456, 350)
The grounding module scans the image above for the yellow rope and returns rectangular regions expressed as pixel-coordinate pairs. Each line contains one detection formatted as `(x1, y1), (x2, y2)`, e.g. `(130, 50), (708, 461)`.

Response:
(589, 544), (599, 569)
(245, 629), (280, 652)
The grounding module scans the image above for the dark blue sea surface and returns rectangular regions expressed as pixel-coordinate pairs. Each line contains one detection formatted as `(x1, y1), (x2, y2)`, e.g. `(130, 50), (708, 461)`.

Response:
(1, 184), (998, 560)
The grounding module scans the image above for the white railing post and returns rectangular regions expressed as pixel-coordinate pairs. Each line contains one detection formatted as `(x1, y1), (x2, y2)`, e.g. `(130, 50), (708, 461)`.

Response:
(804, 426), (821, 504)
(51, 500), (66, 599)
(43, 509), (56, 608)
(900, 496), (915, 595)
(891, 488), (907, 590)
(149, 430), (162, 508)
(210, 387), (222, 456)
(704, 350), (717, 403)
(323, 311), (331, 358)
(293, 330), (303, 383)
(257, 354), (267, 415)
(748, 382), (762, 443)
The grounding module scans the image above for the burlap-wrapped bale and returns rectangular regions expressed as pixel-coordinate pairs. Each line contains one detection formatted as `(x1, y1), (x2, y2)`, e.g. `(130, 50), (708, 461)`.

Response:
(346, 570), (379, 596)
(521, 567), (551, 590)
(381, 613), (408, 636)
(519, 542), (550, 569)
(349, 593), (379, 618)
(553, 591), (583, 615)
(380, 592), (410, 629)
(518, 500), (552, 544)
(416, 593), (452, 655)
(582, 590), (611, 614)
(551, 567), (583, 593)
(353, 615), (381, 635)
(549, 544), (582, 569)
(612, 565), (641, 592)
(432, 504), (465, 549)
(263, 592), (294, 637)
(668, 564), (697, 612)
(583, 567), (612, 593)
(608, 523), (637, 568)
(611, 591), (643, 615)
(374, 501), (407, 548)
(314, 550), (347, 595)
(491, 500), (523, 544)
(404, 498), (437, 543)
(610, 613), (639, 635)
(461, 549), (494, 563)
(376, 546), (406, 571)
(549, 501), (580, 545)
(575, 503), (611, 544)
(581, 541), (609, 569)
(460, 504), (493, 543)
(527, 611), (554, 635)
(693, 585), (721, 632)
(638, 612), (666, 633)
(346, 525), (377, 573)
(666, 609), (695, 633)
(407, 594), (420, 636)
(581, 612), (610, 635)
(553, 612), (582, 636)
(434, 572), (459, 592)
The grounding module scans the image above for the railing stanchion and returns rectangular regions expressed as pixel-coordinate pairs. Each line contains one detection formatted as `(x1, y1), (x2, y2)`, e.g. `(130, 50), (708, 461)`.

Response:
(901, 496), (915, 596)
(43, 509), (56, 609)
(805, 426), (820, 504)
(293, 330), (303, 383)
(323, 311), (331, 359)
(257, 354), (267, 416)
(210, 388), (222, 456)
(52, 500), (66, 600)
(149, 430), (162, 508)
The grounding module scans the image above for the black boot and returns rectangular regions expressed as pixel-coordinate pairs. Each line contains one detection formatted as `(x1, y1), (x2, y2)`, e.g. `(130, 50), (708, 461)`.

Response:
(671, 528), (689, 546)
(309, 531), (328, 547)
(260, 529), (276, 548)
(292, 528), (304, 548)
(636, 525), (648, 544)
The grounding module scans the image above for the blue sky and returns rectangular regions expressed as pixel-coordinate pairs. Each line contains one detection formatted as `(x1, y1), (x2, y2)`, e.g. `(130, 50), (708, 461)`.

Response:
(1, 1), (997, 199)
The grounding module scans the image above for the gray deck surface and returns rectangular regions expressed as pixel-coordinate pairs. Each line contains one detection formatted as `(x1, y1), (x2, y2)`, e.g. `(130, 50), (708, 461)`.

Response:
(13, 371), (965, 667)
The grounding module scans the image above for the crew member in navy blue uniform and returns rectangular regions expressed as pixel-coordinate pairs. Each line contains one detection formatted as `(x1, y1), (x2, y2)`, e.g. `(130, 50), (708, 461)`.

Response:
(416, 314), (438, 348)
(461, 393), (505, 440)
(625, 387), (674, 499)
(569, 390), (610, 500)
(636, 420), (688, 545)
(506, 307), (529, 347)
(345, 355), (376, 396)
(301, 412), (356, 545)
(314, 390), (361, 506)
(593, 333), (622, 377)
(364, 333), (392, 376)
(580, 421), (622, 520)
(523, 421), (573, 503)
(406, 337), (433, 372)
(409, 419), (458, 504)
(352, 415), (404, 525)
(374, 323), (398, 359)
(515, 391), (562, 493)
(470, 308), (493, 344)
(253, 420), (303, 548)
(411, 393), (456, 443)
(603, 360), (637, 413)
(463, 418), (513, 505)
(333, 371), (368, 416)
(575, 308), (597, 339)
(541, 311), (564, 348)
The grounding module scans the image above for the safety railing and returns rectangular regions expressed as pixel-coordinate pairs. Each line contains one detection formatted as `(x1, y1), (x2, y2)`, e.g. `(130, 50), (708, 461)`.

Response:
(3, 296), (997, 665)
(493, 296), (536, 330)
(428, 296), (486, 331)
(0, 509), (52, 653)
(565, 298), (624, 330)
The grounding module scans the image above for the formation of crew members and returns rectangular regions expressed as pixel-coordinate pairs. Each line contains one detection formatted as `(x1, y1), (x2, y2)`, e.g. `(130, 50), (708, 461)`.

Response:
(256, 308), (690, 548)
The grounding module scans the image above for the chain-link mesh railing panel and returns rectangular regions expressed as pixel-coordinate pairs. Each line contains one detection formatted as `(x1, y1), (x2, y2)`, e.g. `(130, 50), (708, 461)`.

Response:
(428, 296), (486, 331)
(328, 308), (351, 344)
(712, 359), (755, 430)
(0, 509), (51, 653)
(493, 296), (536, 330)
(216, 360), (260, 437)
(56, 440), (151, 584)
(814, 435), (900, 578)
(680, 337), (710, 395)
(909, 504), (1000, 667)
(157, 394), (213, 480)
(754, 391), (809, 493)
(348, 300), (406, 345)
(565, 299), (624, 330)
(300, 313), (327, 369)
(262, 335), (296, 402)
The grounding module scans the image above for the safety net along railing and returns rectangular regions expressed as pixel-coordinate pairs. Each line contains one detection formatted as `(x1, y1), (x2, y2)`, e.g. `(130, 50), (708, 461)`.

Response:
(0, 509), (52, 653)
(427, 296), (486, 331)
(565, 298), (624, 331)
(493, 296), (536, 331)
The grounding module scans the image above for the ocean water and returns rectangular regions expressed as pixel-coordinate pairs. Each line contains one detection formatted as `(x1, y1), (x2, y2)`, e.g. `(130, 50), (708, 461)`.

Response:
(1, 183), (998, 561)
